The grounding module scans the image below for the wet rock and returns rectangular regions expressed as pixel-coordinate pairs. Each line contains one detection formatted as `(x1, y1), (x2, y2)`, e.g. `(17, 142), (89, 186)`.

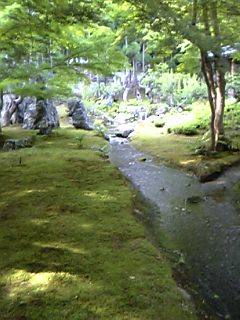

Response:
(68, 99), (92, 130)
(186, 195), (203, 204)
(116, 127), (134, 138)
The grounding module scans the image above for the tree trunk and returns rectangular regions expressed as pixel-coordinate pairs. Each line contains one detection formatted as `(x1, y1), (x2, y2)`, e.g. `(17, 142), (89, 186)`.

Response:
(0, 90), (3, 111)
(200, 50), (226, 151)
(142, 42), (145, 72)
(213, 62), (226, 150)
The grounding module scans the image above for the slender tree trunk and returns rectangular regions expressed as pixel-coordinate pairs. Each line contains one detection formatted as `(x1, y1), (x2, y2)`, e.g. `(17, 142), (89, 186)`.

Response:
(142, 42), (145, 72)
(0, 90), (3, 111)
(214, 61), (226, 149)
(201, 50), (226, 151)
(199, 0), (227, 151)
(210, 0), (226, 150)
(200, 50), (216, 150)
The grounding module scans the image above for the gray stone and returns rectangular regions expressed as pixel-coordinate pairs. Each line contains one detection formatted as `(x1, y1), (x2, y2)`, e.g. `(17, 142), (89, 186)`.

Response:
(22, 98), (59, 131)
(116, 127), (134, 138)
(68, 99), (92, 130)
(186, 196), (203, 204)
(3, 138), (33, 151)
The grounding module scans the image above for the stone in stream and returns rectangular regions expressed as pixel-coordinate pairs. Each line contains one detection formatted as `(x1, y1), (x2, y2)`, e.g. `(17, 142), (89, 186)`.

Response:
(115, 127), (134, 138)
(186, 195), (203, 204)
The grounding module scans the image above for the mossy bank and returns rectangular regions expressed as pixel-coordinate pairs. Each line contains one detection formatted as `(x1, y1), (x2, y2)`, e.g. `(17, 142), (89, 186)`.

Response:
(131, 120), (240, 182)
(0, 127), (197, 320)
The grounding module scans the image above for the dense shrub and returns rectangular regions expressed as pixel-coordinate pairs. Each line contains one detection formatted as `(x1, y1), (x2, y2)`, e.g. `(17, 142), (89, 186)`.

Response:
(164, 101), (210, 135)
(154, 119), (165, 127)
(141, 65), (207, 106)
(167, 123), (198, 136)
(84, 82), (123, 101)
(224, 101), (240, 129)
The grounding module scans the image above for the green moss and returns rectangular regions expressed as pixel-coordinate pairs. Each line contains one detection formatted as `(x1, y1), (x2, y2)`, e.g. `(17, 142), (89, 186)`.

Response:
(0, 126), (197, 320)
(165, 101), (210, 135)
(131, 121), (240, 180)
(167, 123), (198, 136)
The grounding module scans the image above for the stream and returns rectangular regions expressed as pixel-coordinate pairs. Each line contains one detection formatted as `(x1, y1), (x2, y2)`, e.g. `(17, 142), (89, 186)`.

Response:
(109, 137), (240, 320)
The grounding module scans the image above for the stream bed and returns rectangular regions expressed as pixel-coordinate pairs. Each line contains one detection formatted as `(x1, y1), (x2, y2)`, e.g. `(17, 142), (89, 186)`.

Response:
(109, 138), (240, 320)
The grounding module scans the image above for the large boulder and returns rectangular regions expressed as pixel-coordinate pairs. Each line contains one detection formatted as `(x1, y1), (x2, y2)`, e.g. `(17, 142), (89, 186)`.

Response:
(22, 98), (59, 130)
(67, 99), (92, 130)
(0, 95), (59, 132)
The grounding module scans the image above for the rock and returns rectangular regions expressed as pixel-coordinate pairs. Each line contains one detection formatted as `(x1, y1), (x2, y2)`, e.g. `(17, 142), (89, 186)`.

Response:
(3, 138), (33, 151)
(22, 98), (59, 131)
(115, 127), (134, 138)
(186, 195), (203, 204)
(37, 127), (53, 135)
(68, 99), (92, 130)
(18, 97), (34, 123)
(114, 113), (135, 125)
(156, 106), (168, 116)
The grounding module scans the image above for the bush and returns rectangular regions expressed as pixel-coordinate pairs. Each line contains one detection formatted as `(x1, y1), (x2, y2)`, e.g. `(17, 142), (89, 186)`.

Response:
(141, 66), (207, 106)
(167, 123), (198, 136)
(224, 101), (240, 129)
(154, 119), (165, 128)
(165, 101), (210, 135)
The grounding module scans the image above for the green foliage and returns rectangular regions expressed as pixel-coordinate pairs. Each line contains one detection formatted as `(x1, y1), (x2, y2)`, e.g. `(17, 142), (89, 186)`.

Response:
(75, 133), (85, 148)
(93, 119), (108, 137)
(226, 73), (240, 101)
(0, 1), (126, 98)
(123, 41), (141, 60)
(142, 66), (207, 105)
(164, 100), (240, 137)
(224, 101), (240, 129)
(165, 101), (210, 135)
(167, 123), (198, 136)
(154, 119), (165, 128)
(176, 41), (201, 75)
(85, 82), (123, 100)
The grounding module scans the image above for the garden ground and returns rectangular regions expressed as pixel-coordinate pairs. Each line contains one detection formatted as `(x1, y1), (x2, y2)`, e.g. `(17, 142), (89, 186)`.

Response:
(0, 126), (197, 320)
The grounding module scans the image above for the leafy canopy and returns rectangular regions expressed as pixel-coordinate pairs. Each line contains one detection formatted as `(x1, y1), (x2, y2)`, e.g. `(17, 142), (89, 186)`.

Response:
(0, 0), (126, 98)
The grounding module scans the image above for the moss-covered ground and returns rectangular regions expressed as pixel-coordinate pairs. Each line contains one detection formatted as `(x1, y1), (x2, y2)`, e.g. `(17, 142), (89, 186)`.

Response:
(0, 126), (197, 319)
(131, 120), (240, 181)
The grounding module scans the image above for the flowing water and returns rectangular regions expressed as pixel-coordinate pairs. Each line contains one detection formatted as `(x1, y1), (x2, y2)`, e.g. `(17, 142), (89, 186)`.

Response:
(109, 137), (240, 320)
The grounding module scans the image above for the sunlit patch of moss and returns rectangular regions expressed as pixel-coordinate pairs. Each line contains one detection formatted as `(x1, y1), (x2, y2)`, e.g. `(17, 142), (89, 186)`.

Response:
(132, 120), (240, 180)
(0, 126), (197, 320)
